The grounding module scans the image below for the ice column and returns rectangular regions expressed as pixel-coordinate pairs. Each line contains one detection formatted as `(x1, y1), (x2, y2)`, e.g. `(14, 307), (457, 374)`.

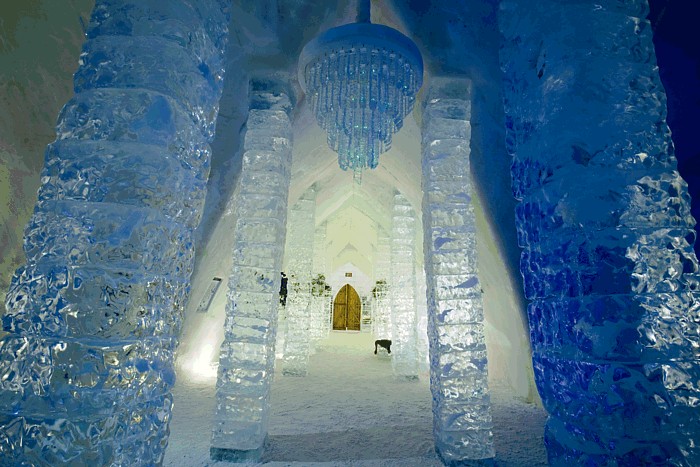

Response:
(210, 80), (293, 462)
(390, 194), (420, 379)
(499, 1), (700, 465)
(282, 187), (317, 376)
(421, 78), (495, 464)
(415, 266), (430, 373)
(309, 223), (329, 346)
(372, 232), (393, 340)
(0, 1), (230, 464)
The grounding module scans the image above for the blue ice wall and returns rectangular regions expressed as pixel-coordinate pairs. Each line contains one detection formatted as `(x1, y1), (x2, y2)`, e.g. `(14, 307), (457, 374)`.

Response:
(499, 1), (700, 465)
(0, 1), (230, 463)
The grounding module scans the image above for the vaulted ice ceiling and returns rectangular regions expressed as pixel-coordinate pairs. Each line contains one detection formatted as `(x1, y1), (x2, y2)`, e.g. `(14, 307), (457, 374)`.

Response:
(226, 0), (503, 280)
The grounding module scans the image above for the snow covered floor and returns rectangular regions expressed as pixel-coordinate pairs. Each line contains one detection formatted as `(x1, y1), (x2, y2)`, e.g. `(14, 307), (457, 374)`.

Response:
(164, 332), (547, 466)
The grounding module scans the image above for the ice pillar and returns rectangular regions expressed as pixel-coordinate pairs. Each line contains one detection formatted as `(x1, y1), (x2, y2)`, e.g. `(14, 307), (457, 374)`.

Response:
(282, 187), (317, 376)
(499, 1), (700, 464)
(210, 78), (293, 461)
(0, 1), (230, 464)
(309, 222), (329, 346)
(421, 78), (495, 464)
(390, 194), (419, 379)
(372, 232), (392, 340)
(415, 264), (430, 372)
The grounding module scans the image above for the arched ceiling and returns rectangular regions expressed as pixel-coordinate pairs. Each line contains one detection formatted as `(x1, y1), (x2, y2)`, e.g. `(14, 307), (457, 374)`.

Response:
(228, 0), (495, 279)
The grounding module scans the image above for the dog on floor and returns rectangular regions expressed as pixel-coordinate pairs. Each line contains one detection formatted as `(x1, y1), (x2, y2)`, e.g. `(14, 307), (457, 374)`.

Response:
(374, 339), (392, 354)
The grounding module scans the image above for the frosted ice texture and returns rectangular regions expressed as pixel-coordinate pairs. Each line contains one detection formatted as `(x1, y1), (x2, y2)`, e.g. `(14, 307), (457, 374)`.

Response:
(282, 188), (317, 376)
(390, 194), (419, 378)
(421, 80), (495, 463)
(372, 233), (393, 340)
(0, 1), (230, 464)
(499, 1), (700, 465)
(414, 264), (430, 373)
(211, 104), (293, 455)
(309, 223), (330, 346)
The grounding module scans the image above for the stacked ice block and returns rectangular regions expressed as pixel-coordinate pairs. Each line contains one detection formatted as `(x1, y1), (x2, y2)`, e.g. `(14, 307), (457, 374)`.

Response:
(499, 1), (700, 464)
(211, 85), (293, 461)
(0, 1), (230, 464)
(390, 193), (420, 379)
(421, 79), (494, 464)
(282, 187), (317, 376)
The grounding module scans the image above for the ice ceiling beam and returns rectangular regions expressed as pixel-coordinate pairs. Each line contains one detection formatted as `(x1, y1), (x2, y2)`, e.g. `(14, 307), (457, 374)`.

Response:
(500, 1), (700, 464)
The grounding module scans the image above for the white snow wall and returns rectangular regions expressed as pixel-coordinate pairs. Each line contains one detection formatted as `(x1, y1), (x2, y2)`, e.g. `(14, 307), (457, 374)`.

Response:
(0, 1), (230, 464)
(422, 78), (495, 464)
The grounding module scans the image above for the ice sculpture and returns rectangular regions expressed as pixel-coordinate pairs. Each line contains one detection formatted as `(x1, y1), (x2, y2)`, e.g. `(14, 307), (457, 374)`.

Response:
(372, 232), (393, 340)
(211, 79), (294, 461)
(499, 1), (700, 465)
(421, 78), (495, 464)
(390, 194), (420, 379)
(282, 187), (317, 376)
(0, 1), (230, 464)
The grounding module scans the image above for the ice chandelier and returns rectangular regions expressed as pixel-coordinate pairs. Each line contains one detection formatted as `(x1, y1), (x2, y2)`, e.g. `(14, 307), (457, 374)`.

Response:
(298, 0), (423, 180)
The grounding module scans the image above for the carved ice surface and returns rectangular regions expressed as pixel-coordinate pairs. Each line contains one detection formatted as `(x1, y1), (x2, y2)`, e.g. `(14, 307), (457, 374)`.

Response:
(211, 98), (293, 459)
(499, 1), (700, 465)
(308, 223), (330, 347)
(390, 194), (419, 379)
(282, 187), (317, 376)
(0, 0), (230, 464)
(372, 233), (393, 340)
(421, 79), (494, 464)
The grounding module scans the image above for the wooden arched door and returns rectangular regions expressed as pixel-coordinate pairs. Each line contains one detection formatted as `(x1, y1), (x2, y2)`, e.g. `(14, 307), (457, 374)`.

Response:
(333, 284), (361, 331)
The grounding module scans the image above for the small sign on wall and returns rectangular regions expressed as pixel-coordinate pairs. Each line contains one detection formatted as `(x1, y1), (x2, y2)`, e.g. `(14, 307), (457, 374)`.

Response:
(345, 272), (352, 277)
(197, 277), (222, 313)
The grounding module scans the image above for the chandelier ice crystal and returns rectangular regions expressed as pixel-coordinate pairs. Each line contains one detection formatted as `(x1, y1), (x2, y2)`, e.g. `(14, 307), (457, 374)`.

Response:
(298, 0), (423, 178)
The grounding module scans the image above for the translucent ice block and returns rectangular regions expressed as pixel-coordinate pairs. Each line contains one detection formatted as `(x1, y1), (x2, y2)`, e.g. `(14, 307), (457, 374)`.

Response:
(421, 78), (494, 463)
(390, 193), (419, 379)
(0, 0), (231, 464)
(282, 187), (317, 376)
(211, 94), (293, 460)
(499, 1), (700, 464)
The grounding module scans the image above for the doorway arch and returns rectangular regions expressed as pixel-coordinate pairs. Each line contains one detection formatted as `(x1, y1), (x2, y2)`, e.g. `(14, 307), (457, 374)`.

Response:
(332, 284), (361, 331)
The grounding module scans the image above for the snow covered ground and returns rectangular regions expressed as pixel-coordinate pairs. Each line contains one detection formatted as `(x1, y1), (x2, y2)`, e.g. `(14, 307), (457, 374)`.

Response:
(164, 331), (547, 466)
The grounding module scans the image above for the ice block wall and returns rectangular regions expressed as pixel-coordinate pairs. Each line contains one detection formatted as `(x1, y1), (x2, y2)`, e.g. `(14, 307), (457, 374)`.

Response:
(372, 232), (392, 340)
(309, 223), (329, 346)
(421, 78), (495, 463)
(390, 194), (419, 378)
(211, 82), (293, 461)
(282, 187), (317, 376)
(0, 1), (230, 464)
(499, 1), (700, 464)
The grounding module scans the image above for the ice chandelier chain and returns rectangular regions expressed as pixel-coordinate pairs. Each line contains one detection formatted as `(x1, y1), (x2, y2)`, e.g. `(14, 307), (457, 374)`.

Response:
(298, 0), (423, 180)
